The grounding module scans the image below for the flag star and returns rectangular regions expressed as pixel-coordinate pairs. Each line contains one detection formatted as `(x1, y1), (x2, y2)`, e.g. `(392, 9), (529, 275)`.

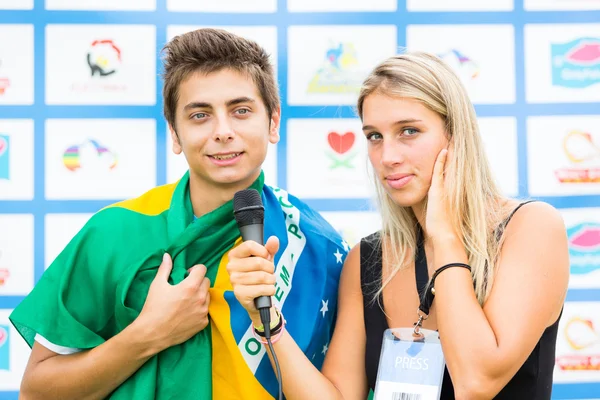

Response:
(322, 343), (329, 355)
(312, 353), (316, 360)
(334, 248), (343, 264)
(342, 241), (350, 252)
(320, 299), (329, 317)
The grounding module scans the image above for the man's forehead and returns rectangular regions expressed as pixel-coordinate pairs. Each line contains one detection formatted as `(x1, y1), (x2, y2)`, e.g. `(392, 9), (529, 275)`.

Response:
(179, 76), (259, 102)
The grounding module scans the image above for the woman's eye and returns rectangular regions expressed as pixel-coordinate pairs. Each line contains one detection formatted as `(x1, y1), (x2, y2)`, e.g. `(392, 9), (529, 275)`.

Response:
(366, 132), (383, 141)
(403, 128), (419, 136)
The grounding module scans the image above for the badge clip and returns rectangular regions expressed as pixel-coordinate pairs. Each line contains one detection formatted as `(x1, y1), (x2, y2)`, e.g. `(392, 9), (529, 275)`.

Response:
(413, 308), (429, 338)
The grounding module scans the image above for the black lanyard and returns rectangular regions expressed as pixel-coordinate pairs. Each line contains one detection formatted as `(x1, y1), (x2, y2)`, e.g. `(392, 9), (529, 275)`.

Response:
(414, 226), (434, 336)
(413, 226), (472, 336)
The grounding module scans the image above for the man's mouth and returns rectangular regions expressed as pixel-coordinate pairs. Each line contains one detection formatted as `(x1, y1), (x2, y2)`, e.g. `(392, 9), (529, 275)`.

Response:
(209, 152), (242, 160)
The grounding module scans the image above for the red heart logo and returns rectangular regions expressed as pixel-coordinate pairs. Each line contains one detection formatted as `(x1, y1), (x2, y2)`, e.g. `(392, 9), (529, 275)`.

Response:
(327, 131), (355, 154)
(0, 326), (7, 347)
(0, 267), (8, 286)
(0, 137), (7, 156)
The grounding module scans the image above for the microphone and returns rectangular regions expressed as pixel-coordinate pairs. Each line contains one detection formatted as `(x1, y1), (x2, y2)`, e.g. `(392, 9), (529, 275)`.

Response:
(233, 189), (272, 312)
(233, 189), (283, 400)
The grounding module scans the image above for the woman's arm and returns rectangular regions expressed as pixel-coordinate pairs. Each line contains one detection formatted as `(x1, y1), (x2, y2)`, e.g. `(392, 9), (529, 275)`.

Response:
(431, 202), (569, 399)
(227, 238), (369, 400)
(424, 149), (569, 399)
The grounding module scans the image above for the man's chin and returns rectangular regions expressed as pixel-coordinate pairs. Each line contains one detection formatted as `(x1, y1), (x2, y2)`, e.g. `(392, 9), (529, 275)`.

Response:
(193, 170), (258, 188)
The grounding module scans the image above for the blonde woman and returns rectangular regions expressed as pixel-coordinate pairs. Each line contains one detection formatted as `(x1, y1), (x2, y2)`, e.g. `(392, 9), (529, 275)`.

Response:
(226, 52), (570, 399)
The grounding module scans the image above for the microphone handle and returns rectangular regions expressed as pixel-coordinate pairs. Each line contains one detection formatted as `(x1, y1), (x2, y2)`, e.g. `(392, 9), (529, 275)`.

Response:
(238, 224), (272, 310)
(239, 224), (263, 244)
(255, 295), (272, 310)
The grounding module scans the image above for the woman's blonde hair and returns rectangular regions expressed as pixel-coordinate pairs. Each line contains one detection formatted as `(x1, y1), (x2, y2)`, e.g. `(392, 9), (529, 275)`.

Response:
(357, 51), (512, 306)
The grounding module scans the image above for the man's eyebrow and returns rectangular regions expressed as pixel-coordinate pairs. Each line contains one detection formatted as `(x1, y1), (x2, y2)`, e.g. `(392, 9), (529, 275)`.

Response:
(226, 97), (256, 107)
(183, 97), (256, 111)
(183, 101), (211, 111)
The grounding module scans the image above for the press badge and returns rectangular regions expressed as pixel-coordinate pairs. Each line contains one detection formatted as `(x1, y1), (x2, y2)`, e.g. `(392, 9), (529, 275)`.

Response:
(374, 328), (446, 400)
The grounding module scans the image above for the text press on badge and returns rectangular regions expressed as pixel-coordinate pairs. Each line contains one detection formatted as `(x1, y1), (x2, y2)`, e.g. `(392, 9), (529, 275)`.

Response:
(373, 327), (446, 400)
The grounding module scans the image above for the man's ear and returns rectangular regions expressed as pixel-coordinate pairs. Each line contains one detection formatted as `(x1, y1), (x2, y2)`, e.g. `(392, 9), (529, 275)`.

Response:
(169, 123), (182, 154)
(268, 107), (281, 145)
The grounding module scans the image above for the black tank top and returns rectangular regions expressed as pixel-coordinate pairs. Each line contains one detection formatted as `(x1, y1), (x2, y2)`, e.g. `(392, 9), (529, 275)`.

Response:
(360, 201), (561, 399)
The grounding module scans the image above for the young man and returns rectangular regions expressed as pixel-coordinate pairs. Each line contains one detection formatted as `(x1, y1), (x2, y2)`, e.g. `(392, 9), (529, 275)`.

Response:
(10, 28), (347, 399)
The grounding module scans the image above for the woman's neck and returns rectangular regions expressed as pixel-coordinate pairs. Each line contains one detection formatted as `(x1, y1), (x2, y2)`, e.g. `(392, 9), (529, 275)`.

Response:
(411, 200), (428, 239)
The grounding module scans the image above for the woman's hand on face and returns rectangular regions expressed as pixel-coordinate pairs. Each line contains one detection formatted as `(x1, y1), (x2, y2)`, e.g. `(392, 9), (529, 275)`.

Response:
(425, 148), (458, 243)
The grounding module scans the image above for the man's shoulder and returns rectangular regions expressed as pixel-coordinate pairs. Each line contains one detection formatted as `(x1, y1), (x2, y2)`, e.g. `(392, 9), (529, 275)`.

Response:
(102, 181), (179, 217)
(83, 181), (179, 234)
(265, 185), (345, 248)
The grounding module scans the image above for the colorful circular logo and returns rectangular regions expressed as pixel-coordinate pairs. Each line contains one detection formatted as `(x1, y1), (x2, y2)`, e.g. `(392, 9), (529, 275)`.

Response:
(0, 136), (8, 156)
(0, 326), (7, 348)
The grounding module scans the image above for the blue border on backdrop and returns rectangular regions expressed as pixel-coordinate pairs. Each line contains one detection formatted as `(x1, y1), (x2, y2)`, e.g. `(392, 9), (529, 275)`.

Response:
(0, 0), (599, 398)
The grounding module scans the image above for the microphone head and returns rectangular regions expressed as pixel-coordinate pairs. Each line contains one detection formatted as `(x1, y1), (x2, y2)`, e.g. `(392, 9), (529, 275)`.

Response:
(233, 189), (264, 228)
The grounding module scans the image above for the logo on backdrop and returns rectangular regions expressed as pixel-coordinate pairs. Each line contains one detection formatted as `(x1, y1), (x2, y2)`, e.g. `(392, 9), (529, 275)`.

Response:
(63, 139), (118, 172)
(438, 49), (480, 80)
(87, 39), (121, 77)
(0, 324), (9, 371)
(70, 39), (126, 93)
(0, 249), (9, 288)
(307, 42), (365, 94)
(0, 134), (10, 180)
(556, 316), (600, 371)
(567, 222), (600, 275)
(0, 58), (10, 96)
(327, 130), (357, 170)
(551, 37), (600, 89)
(554, 130), (600, 183)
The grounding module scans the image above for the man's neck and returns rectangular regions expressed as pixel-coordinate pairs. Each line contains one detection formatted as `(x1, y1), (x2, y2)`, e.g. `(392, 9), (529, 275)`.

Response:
(188, 171), (261, 218)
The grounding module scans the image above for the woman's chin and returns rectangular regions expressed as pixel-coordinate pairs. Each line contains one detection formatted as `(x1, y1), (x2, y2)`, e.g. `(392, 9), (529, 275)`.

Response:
(386, 189), (425, 209)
